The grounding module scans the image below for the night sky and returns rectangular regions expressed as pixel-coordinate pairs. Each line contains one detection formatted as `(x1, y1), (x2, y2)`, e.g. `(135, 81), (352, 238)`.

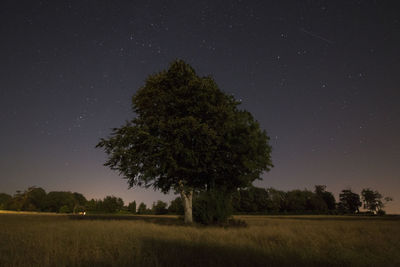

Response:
(1, 1), (399, 213)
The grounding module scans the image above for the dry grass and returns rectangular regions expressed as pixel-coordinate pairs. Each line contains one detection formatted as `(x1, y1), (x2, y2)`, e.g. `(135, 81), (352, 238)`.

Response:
(0, 213), (399, 266)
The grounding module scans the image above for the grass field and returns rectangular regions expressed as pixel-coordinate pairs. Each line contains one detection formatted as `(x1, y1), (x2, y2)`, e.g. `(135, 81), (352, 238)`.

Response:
(0, 212), (399, 266)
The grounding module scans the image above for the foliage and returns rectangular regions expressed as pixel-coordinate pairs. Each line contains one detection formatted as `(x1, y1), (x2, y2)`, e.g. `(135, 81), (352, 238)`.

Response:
(96, 60), (273, 223)
(168, 197), (184, 215)
(85, 196), (124, 213)
(137, 202), (148, 214)
(193, 190), (233, 225)
(0, 193), (12, 210)
(128, 201), (137, 214)
(44, 191), (76, 213)
(59, 205), (71, 213)
(232, 186), (269, 213)
(338, 189), (362, 214)
(231, 185), (337, 214)
(102, 196), (124, 213)
(152, 200), (168, 215)
(314, 185), (336, 211)
(266, 188), (286, 212)
(3, 187), (47, 211)
(361, 188), (392, 214)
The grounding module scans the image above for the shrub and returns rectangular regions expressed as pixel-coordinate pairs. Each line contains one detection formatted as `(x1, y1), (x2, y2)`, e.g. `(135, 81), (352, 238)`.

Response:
(193, 190), (233, 225)
(59, 205), (71, 213)
(377, 209), (386, 216)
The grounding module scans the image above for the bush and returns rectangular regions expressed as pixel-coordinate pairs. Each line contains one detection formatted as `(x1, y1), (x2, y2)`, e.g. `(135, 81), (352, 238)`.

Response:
(377, 209), (386, 216)
(59, 205), (71, 213)
(193, 190), (233, 225)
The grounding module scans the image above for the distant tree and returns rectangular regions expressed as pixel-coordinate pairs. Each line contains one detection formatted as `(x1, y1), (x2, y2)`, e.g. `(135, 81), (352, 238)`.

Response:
(266, 188), (286, 212)
(361, 188), (392, 215)
(59, 205), (72, 213)
(235, 188), (257, 212)
(72, 192), (87, 213)
(137, 202), (147, 214)
(0, 193), (12, 210)
(284, 190), (312, 212)
(314, 185), (336, 211)
(85, 199), (102, 213)
(168, 197), (184, 215)
(96, 60), (273, 223)
(25, 187), (47, 211)
(5, 187), (47, 211)
(5, 191), (24, 211)
(152, 200), (168, 215)
(338, 189), (362, 214)
(44, 191), (75, 212)
(233, 186), (269, 213)
(102, 196), (124, 213)
(128, 201), (137, 214)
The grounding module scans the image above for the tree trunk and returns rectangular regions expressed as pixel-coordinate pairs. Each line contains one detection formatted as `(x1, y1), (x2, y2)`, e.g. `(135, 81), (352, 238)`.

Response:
(180, 190), (193, 224)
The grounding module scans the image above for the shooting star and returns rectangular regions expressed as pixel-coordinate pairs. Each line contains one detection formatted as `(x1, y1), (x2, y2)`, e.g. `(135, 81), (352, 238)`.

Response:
(299, 28), (333, 44)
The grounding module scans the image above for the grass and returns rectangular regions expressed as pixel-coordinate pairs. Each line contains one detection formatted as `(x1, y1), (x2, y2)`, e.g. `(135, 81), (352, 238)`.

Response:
(0, 212), (399, 266)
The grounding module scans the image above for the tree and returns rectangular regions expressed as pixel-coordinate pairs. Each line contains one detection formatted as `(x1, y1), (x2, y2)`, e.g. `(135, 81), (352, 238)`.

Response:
(97, 60), (273, 223)
(5, 187), (47, 211)
(314, 185), (336, 212)
(266, 188), (286, 212)
(0, 193), (12, 210)
(102, 196), (124, 213)
(72, 192), (87, 213)
(137, 202), (147, 214)
(361, 188), (392, 214)
(168, 197), (184, 215)
(22, 187), (47, 211)
(232, 186), (270, 213)
(338, 189), (362, 214)
(128, 201), (137, 214)
(152, 200), (168, 215)
(44, 191), (75, 212)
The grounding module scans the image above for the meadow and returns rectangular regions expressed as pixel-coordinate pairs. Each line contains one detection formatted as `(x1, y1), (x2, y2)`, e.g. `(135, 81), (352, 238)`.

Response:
(0, 212), (399, 266)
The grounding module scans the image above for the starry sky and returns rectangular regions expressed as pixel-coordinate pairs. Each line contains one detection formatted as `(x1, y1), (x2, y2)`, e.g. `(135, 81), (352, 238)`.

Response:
(1, 1), (399, 213)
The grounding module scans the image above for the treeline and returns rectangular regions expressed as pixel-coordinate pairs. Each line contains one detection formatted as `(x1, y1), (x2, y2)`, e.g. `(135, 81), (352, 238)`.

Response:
(0, 186), (177, 215)
(0, 185), (392, 215)
(231, 185), (392, 215)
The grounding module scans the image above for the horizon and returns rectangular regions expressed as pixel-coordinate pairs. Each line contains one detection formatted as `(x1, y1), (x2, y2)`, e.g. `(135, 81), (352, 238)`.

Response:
(1, 183), (397, 215)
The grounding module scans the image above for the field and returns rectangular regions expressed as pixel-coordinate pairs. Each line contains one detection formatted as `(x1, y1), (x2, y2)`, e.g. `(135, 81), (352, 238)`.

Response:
(0, 212), (399, 266)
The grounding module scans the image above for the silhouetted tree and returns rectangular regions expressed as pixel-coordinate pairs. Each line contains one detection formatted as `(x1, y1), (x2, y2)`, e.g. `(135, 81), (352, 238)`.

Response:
(23, 187), (47, 211)
(97, 60), (273, 223)
(152, 200), (168, 215)
(266, 188), (286, 212)
(102, 196), (124, 213)
(314, 185), (336, 212)
(44, 191), (76, 213)
(0, 193), (12, 210)
(338, 189), (362, 214)
(137, 202), (147, 214)
(232, 186), (269, 213)
(361, 188), (392, 215)
(128, 201), (137, 214)
(168, 197), (184, 215)
(72, 192), (87, 213)
(284, 190), (314, 212)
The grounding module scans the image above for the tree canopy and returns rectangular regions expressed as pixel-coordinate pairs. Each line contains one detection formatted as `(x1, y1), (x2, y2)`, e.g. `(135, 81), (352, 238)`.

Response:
(338, 189), (362, 214)
(97, 60), (273, 223)
(361, 188), (392, 214)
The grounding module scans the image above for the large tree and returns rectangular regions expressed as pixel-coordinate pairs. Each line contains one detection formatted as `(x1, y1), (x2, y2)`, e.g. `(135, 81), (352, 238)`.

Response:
(338, 189), (362, 214)
(97, 60), (273, 223)
(361, 188), (392, 214)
